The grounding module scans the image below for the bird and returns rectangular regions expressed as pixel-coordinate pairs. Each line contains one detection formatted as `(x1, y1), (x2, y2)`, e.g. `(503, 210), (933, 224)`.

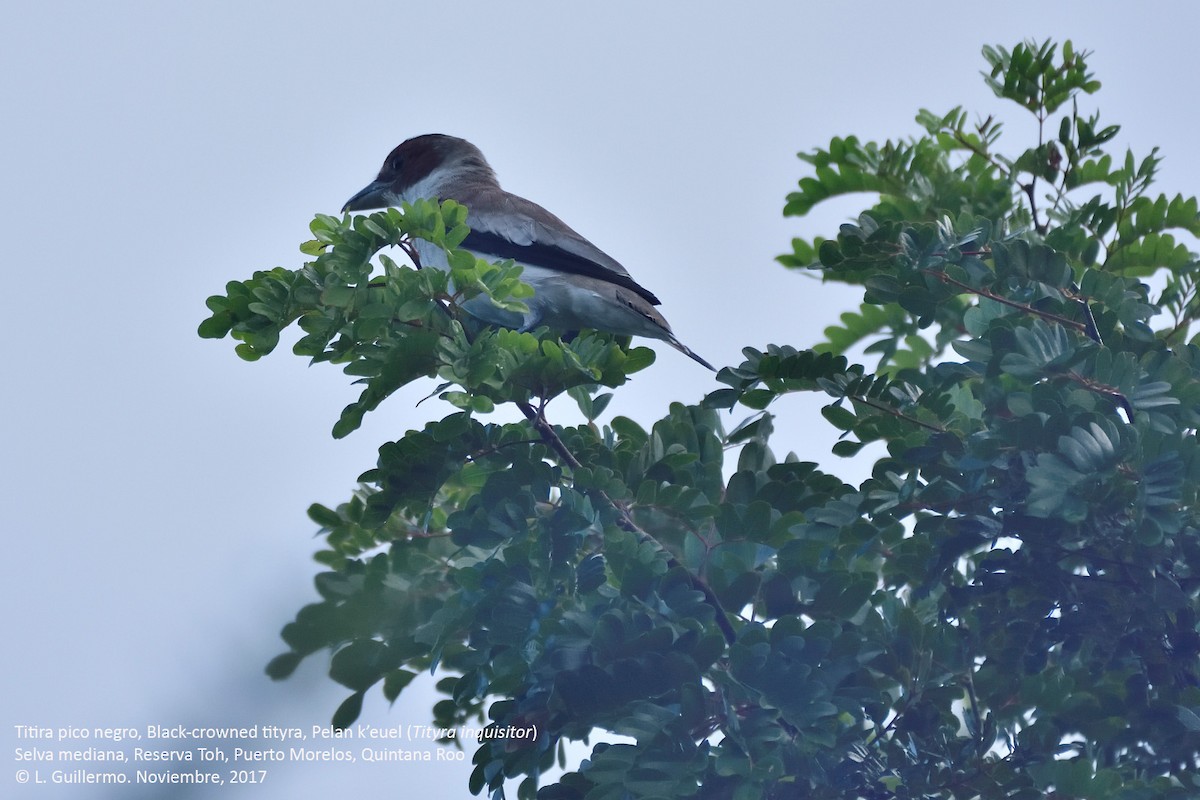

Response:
(341, 134), (715, 370)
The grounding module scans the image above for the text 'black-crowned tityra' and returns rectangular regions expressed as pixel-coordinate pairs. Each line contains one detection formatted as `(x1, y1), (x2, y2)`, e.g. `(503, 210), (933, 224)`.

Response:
(342, 134), (715, 370)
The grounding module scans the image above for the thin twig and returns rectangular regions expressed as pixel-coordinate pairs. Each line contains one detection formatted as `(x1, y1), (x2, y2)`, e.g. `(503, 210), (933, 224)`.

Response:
(848, 395), (947, 434)
(921, 268), (1089, 333)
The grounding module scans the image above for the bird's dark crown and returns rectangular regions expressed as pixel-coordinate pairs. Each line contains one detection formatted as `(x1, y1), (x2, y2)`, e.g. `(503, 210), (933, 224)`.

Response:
(375, 134), (495, 190)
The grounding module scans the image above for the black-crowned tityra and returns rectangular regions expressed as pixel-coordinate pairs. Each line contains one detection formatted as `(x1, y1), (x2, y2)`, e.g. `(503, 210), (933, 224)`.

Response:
(342, 134), (715, 370)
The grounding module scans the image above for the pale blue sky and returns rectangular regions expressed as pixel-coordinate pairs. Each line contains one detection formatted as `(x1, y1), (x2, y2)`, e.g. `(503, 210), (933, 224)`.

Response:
(4, 2), (1198, 797)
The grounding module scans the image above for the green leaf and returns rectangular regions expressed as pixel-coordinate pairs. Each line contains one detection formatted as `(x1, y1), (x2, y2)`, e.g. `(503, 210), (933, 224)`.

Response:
(330, 639), (396, 692)
(331, 692), (364, 730)
(382, 669), (418, 703)
(265, 652), (302, 681)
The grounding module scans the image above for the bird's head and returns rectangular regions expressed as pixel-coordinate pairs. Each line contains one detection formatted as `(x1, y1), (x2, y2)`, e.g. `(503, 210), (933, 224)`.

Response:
(342, 134), (497, 212)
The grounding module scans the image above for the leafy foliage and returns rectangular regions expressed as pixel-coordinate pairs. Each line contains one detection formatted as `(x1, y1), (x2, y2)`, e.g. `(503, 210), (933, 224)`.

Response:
(206, 40), (1200, 799)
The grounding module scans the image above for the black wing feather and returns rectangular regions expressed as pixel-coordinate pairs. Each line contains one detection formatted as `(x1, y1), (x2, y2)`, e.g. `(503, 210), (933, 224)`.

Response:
(461, 230), (661, 306)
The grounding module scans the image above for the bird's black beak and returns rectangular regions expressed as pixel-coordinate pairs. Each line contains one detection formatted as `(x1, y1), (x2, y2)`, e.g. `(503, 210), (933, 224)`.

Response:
(341, 179), (391, 212)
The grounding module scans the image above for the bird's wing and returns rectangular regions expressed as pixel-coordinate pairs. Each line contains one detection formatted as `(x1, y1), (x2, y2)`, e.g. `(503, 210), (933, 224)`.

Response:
(452, 185), (662, 306)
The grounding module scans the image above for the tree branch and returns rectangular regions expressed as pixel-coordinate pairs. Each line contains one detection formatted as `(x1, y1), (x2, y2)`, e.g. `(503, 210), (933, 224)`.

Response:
(515, 400), (739, 645)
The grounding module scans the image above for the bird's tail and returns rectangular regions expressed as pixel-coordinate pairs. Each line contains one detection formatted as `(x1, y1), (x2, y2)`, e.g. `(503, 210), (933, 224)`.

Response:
(669, 337), (716, 371)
